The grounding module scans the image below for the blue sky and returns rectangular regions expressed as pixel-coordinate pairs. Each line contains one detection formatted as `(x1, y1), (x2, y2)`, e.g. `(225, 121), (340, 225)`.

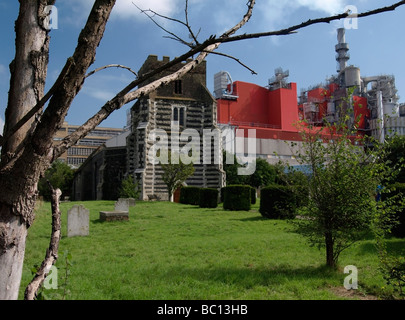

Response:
(0, 0), (404, 131)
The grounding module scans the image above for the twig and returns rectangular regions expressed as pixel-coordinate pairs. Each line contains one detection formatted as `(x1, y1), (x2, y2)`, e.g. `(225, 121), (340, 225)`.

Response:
(85, 64), (138, 78)
(184, 0), (199, 46)
(133, 3), (193, 48)
(207, 51), (257, 75)
(24, 182), (62, 300)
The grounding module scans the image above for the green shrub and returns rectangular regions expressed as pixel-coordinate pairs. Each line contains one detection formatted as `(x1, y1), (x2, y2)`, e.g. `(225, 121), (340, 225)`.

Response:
(119, 175), (140, 199)
(260, 185), (296, 219)
(179, 186), (201, 205)
(199, 188), (219, 208)
(223, 185), (251, 211)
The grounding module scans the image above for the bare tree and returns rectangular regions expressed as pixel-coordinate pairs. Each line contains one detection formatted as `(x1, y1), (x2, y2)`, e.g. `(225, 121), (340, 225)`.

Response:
(0, 0), (404, 300)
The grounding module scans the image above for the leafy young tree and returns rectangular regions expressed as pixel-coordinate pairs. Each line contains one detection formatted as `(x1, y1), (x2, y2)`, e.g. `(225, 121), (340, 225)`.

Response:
(161, 151), (195, 202)
(0, 0), (403, 300)
(118, 175), (140, 199)
(38, 160), (75, 201)
(292, 117), (395, 268)
(381, 135), (405, 183)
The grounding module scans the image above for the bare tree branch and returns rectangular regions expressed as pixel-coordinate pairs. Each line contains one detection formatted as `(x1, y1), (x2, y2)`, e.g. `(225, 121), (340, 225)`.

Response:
(184, 0), (199, 46)
(218, 0), (405, 44)
(133, 3), (193, 48)
(29, 0), (116, 157)
(85, 64), (138, 79)
(0, 58), (75, 148)
(24, 182), (62, 300)
(134, 0), (201, 48)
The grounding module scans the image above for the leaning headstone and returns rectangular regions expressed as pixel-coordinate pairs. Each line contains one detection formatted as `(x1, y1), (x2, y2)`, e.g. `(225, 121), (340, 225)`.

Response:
(67, 205), (89, 237)
(99, 211), (129, 222)
(115, 198), (130, 212)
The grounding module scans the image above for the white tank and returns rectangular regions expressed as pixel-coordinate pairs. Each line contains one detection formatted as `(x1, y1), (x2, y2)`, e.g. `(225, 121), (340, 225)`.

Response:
(345, 66), (361, 88)
(383, 102), (399, 117)
(400, 104), (405, 117)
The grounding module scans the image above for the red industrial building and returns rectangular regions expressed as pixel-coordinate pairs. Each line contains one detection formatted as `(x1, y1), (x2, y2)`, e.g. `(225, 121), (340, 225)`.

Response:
(217, 79), (301, 141)
(215, 70), (307, 165)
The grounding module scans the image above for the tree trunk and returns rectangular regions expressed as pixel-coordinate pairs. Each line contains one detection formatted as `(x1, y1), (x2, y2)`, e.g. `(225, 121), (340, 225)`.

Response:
(0, 213), (28, 300)
(0, 151), (49, 299)
(0, 1), (50, 300)
(2, 1), (49, 161)
(0, 0), (116, 300)
(325, 232), (335, 268)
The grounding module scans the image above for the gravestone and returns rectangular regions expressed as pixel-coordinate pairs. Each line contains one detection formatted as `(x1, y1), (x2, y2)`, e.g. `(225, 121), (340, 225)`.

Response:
(99, 198), (130, 222)
(115, 198), (130, 212)
(67, 205), (89, 237)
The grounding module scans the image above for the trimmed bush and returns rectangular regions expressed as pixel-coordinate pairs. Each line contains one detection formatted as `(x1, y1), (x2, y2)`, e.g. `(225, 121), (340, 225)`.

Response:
(259, 185), (296, 219)
(223, 185), (251, 211)
(179, 186), (200, 205)
(199, 188), (219, 208)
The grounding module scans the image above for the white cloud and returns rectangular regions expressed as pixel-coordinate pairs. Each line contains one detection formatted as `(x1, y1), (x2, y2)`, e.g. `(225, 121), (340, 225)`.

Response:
(295, 0), (346, 15)
(63, 0), (184, 26)
(257, 0), (349, 29)
(83, 87), (115, 101)
(116, 0), (182, 20)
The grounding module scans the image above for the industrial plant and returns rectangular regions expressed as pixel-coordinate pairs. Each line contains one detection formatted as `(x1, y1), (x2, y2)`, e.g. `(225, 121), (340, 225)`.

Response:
(216, 28), (404, 164)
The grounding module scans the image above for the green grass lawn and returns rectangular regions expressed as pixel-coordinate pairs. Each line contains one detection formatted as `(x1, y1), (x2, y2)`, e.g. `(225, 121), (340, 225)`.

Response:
(18, 200), (404, 300)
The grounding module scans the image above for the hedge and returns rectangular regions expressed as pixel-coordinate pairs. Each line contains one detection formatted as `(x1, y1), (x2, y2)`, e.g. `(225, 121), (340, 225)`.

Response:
(199, 188), (219, 208)
(179, 186), (201, 205)
(259, 185), (296, 219)
(223, 185), (251, 211)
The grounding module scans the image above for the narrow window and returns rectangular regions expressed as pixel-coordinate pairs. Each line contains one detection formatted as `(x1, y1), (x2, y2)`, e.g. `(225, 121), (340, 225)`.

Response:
(173, 107), (186, 126)
(174, 80), (183, 94)
(173, 107), (179, 122)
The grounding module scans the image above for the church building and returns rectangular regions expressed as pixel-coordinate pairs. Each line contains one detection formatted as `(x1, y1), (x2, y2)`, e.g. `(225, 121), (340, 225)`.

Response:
(72, 55), (225, 201)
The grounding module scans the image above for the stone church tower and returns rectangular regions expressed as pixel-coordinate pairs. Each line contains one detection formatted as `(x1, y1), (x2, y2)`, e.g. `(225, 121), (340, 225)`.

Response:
(126, 55), (225, 200)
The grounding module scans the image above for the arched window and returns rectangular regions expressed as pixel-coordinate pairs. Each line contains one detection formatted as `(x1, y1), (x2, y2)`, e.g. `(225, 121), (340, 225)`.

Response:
(173, 107), (179, 122)
(173, 106), (186, 126)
